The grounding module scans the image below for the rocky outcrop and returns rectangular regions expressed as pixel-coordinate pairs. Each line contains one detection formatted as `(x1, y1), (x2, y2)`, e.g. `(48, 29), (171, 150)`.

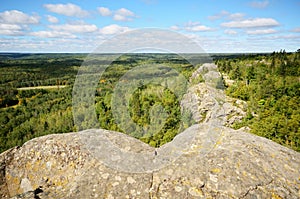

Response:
(181, 63), (246, 127)
(0, 125), (300, 198)
(1, 63), (299, 198)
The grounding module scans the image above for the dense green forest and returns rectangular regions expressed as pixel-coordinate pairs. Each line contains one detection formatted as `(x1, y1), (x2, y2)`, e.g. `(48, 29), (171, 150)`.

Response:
(215, 50), (300, 152)
(0, 53), (197, 152)
(0, 51), (299, 153)
(0, 54), (83, 151)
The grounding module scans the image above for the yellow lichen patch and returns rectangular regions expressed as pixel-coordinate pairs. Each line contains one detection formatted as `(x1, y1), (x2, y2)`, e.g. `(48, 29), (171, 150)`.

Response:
(32, 160), (42, 173)
(6, 173), (22, 196)
(215, 140), (222, 146)
(271, 153), (276, 158)
(188, 187), (204, 197)
(236, 160), (240, 168)
(25, 162), (32, 170)
(27, 173), (38, 188)
(211, 168), (221, 174)
(271, 192), (283, 199)
(53, 175), (69, 187)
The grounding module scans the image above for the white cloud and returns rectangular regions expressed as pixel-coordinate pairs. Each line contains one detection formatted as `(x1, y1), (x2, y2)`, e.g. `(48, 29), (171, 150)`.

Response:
(43, 3), (89, 17)
(184, 22), (213, 32)
(46, 15), (59, 23)
(0, 10), (39, 24)
(186, 25), (213, 32)
(208, 10), (245, 21)
(49, 22), (98, 33)
(98, 7), (136, 21)
(246, 29), (277, 35)
(221, 18), (279, 28)
(113, 14), (128, 21)
(249, 1), (269, 8)
(114, 8), (136, 21)
(224, 29), (238, 35)
(30, 31), (76, 38)
(0, 24), (24, 35)
(99, 24), (130, 35)
(98, 7), (112, 16)
(0, 10), (40, 36)
(115, 8), (135, 17)
(228, 13), (245, 21)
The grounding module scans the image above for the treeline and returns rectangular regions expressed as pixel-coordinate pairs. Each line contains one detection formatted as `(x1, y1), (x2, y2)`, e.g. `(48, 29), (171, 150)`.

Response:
(216, 50), (300, 151)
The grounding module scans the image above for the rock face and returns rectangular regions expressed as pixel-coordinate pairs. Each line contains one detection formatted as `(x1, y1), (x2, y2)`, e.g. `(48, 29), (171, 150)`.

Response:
(0, 125), (300, 198)
(1, 63), (299, 198)
(181, 63), (246, 127)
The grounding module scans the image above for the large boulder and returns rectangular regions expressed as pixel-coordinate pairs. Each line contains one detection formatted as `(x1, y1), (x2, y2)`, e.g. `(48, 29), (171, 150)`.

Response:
(0, 124), (299, 198)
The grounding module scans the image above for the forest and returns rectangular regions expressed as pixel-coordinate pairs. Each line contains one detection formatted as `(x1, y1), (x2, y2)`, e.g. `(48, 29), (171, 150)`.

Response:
(0, 53), (197, 152)
(215, 50), (300, 151)
(0, 51), (299, 153)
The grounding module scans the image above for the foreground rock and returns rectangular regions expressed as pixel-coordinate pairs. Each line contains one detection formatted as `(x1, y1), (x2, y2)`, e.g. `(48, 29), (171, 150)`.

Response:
(0, 124), (299, 198)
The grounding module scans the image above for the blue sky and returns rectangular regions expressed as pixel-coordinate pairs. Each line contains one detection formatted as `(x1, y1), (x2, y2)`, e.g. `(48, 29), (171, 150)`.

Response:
(0, 0), (299, 53)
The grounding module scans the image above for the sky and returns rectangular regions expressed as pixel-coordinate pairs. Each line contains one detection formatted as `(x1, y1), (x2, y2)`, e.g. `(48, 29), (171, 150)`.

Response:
(0, 0), (299, 53)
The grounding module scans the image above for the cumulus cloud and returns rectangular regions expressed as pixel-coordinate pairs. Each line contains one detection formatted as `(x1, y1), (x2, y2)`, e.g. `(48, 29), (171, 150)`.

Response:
(0, 10), (40, 36)
(99, 24), (130, 35)
(184, 22), (213, 32)
(221, 18), (279, 28)
(249, 1), (269, 8)
(246, 29), (277, 35)
(98, 7), (112, 16)
(43, 3), (89, 17)
(0, 24), (24, 36)
(30, 31), (76, 38)
(115, 8), (135, 17)
(49, 22), (98, 33)
(114, 8), (136, 21)
(185, 25), (213, 32)
(0, 10), (39, 24)
(46, 15), (59, 23)
(98, 7), (136, 21)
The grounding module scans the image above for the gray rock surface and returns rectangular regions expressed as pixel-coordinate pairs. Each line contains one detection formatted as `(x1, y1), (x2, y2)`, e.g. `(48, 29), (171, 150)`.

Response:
(0, 125), (300, 198)
(181, 63), (246, 127)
